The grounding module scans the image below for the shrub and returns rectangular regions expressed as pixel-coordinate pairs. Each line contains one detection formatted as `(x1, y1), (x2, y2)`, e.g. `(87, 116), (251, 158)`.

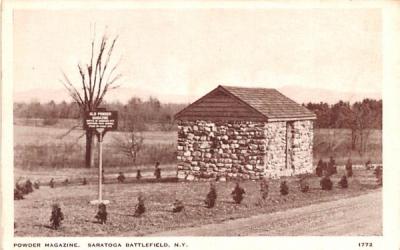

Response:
(300, 180), (310, 193)
(50, 203), (64, 230)
(33, 181), (40, 189)
(117, 172), (126, 183)
(320, 176), (333, 190)
(14, 188), (24, 200)
(95, 203), (107, 224)
(205, 182), (217, 208)
(22, 179), (33, 194)
(280, 181), (289, 195)
(231, 183), (245, 204)
(172, 199), (184, 213)
(136, 169), (142, 180)
(134, 194), (146, 217)
(374, 166), (382, 186)
(338, 175), (348, 188)
(259, 179), (269, 200)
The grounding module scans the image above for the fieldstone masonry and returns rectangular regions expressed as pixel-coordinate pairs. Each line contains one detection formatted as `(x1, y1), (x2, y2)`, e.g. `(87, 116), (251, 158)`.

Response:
(177, 120), (313, 181)
(291, 120), (314, 175)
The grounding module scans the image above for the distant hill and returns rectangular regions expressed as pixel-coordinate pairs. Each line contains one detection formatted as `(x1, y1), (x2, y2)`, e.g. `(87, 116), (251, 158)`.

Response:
(278, 85), (381, 104)
(13, 86), (196, 104)
(13, 85), (381, 104)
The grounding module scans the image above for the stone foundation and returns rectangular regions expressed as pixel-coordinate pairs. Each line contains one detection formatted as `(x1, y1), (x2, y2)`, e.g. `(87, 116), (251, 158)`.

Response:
(177, 119), (313, 181)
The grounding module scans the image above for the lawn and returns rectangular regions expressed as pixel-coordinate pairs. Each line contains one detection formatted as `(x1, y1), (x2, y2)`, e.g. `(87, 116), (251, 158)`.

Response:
(14, 167), (380, 236)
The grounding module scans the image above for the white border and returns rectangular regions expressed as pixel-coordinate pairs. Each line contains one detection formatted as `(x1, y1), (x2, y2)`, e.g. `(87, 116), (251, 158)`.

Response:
(2, 1), (400, 250)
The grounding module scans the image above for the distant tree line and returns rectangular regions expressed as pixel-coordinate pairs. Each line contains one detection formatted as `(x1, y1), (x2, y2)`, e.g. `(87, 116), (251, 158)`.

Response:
(14, 100), (81, 120)
(14, 97), (187, 131)
(304, 99), (382, 130)
(304, 99), (382, 154)
(14, 98), (382, 130)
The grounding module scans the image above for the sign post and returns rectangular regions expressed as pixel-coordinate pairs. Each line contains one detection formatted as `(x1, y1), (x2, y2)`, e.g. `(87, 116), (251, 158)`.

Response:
(97, 128), (104, 203)
(84, 110), (118, 205)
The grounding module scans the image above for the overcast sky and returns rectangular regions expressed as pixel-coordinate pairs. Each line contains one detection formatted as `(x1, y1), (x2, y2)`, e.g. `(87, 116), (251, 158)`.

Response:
(13, 8), (382, 104)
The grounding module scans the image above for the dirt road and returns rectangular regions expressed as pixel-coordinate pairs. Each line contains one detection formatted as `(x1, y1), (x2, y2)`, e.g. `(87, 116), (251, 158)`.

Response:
(149, 191), (381, 236)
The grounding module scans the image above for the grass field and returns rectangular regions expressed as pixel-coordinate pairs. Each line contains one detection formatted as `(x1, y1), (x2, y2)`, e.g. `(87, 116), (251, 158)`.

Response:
(14, 125), (176, 169)
(13, 125), (382, 171)
(14, 167), (380, 236)
(313, 128), (381, 165)
(13, 125), (176, 146)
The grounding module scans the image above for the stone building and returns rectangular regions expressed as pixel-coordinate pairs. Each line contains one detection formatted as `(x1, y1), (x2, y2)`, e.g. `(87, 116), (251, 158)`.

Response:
(174, 85), (316, 181)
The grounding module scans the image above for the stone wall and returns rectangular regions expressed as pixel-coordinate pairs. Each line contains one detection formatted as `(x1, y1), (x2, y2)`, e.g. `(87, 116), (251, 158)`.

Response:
(264, 122), (287, 178)
(176, 119), (313, 181)
(291, 120), (314, 175)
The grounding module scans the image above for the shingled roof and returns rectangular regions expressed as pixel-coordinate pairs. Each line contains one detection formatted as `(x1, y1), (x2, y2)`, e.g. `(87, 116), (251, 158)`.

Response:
(175, 85), (316, 121)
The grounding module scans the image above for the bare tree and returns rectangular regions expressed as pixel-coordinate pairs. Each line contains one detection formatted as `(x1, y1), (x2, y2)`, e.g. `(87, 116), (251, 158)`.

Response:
(113, 131), (144, 166)
(61, 33), (121, 168)
(352, 100), (375, 156)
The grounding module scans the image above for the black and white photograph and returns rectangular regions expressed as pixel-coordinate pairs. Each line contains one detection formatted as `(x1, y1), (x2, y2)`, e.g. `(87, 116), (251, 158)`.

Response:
(2, 1), (400, 249)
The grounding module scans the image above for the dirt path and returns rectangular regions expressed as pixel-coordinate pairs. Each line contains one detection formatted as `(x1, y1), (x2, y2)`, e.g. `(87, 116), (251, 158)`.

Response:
(148, 191), (381, 236)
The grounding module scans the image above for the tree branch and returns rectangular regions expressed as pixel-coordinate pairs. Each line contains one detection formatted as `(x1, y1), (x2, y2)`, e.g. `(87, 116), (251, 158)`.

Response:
(60, 72), (84, 107)
(57, 124), (81, 139)
(78, 64), (90, 111)
(93, 36), (107, 107)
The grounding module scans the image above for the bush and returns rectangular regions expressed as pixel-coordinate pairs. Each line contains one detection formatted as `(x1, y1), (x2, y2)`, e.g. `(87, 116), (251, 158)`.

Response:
(300, 180), (310, 193)
(320, 177), (333, 190)
(280, 181), (289, 195)
(231, 183), (245, 204)
(338, 175), (348, 188)
(134, 194), (146, 217)
(374, 166), (382, 186)
(14, 188), (24, 200)
(136, 169), (142, 180)
(95, 203), (107, 224)
(172, 199), (184, 213)
(259, 179), (269, 200)
(50, 204), (64, 230)
(205, 183), (217, 208)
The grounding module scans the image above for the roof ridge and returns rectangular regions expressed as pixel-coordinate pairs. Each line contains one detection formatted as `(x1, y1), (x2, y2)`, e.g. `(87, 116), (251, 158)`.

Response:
(219, 84), (276, 90)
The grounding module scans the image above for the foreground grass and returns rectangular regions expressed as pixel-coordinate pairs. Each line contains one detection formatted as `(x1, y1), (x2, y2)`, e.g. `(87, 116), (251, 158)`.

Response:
(14, 168), (379, 236)
(14, 164), (177, 185)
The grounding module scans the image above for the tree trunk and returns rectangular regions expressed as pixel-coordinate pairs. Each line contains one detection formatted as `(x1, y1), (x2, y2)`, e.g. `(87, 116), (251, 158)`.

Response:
(362, 129), (371, 155)
(85, 131), (96, 168)
(358, 130), (364, 156)
(351, 129), (357, 150)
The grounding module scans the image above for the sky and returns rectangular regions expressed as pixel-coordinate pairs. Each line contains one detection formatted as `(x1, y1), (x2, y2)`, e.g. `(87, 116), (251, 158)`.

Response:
(13, 8), (382, 104)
